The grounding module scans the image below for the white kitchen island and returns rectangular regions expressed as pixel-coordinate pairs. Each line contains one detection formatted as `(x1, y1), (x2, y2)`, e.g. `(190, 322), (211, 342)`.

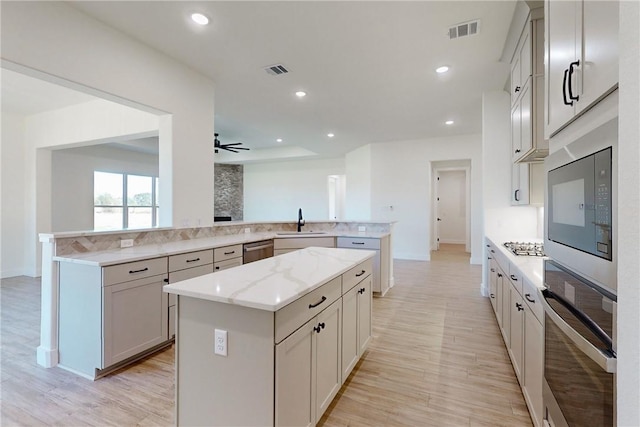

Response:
(164, 246), (376, 427)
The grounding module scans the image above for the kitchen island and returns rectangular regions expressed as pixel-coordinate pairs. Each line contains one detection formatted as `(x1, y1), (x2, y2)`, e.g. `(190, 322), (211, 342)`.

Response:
(164, 246), (375, 426)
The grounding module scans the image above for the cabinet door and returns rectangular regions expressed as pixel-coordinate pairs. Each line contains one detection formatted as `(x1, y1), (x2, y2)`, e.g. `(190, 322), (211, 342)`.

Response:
(545, 0), (579, 137)
(519, 82), (533, 156)
(357, 277), (372, 355)
(511, 101), (522, 162)
(103, 274), (168, 368)
(341, 284), (359, 383)
(512, 163), (530, 205)
(275, 319), (314, 427)
(315, 299), (342, 421)
(495, 268), (504, 328)
(500, 270), (511, 345)
(489, 259), (498, 313)
(523, 309), (544, 427)
(509, 282), (524, 383)
(580, 0), (618, 111)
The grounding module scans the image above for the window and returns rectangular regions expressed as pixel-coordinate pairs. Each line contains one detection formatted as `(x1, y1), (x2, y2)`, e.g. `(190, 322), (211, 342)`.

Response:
(94, 171), (159, 230)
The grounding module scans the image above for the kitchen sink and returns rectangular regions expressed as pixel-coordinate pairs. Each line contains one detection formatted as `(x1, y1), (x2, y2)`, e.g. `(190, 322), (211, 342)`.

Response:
(275, 231), (328, 236)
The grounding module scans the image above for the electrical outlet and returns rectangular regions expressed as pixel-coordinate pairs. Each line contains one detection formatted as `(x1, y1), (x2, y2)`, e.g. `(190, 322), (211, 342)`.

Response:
(244, 227), (251, 234)
(120, 239), (134, 248)
(214, 329), (227, 356)
(358, 226), (366, 232)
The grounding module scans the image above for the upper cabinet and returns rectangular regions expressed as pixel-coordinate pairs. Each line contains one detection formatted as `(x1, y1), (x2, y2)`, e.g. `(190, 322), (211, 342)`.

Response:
(511, 9), (548, 163)
(544, 0), (619, 138)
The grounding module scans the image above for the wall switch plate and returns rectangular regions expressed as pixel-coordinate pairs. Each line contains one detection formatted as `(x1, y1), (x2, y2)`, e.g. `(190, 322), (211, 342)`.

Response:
(358, 226), (366, 232)
(120, 239), (134, 248)
(214, 329), (227, 356)
(244, 228), (250, 234)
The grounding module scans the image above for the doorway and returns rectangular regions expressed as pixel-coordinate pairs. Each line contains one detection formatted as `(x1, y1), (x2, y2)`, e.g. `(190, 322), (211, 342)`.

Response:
(328, 175), (346, 220)
(432, 162), (471, 252)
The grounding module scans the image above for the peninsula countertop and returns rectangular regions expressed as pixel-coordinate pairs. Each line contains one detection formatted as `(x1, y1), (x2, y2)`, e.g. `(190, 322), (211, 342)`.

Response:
(163, 246), (376, 311)
(52, 230), (389, 267)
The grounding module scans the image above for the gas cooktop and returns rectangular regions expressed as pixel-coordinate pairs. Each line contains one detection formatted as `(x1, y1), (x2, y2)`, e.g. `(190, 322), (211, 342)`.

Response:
(503, 241), (546, 257)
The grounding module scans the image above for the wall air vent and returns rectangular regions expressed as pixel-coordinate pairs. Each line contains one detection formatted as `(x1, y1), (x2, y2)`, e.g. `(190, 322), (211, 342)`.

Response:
(264, 64), (289, 76)
(448, 19), (480, 40)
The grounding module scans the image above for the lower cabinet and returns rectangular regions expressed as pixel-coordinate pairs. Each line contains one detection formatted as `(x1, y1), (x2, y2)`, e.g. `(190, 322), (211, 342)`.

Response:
(500, 268), (511, 345)
(167, 262), (214, 339)
(275, 298), (342, 427)
(341, 275), (372, 381)
(508, 280), (525, 383)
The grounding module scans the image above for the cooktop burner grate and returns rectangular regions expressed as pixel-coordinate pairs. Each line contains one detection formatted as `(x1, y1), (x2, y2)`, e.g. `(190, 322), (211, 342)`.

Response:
(503, 241), (546, 257)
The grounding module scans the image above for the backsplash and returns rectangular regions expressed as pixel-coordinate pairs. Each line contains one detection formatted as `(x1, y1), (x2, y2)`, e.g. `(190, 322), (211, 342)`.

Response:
(53, 222), (392, 256)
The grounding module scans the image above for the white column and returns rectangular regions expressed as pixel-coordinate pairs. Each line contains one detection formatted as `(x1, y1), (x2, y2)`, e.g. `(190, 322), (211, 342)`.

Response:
(36, 234), (58, 367)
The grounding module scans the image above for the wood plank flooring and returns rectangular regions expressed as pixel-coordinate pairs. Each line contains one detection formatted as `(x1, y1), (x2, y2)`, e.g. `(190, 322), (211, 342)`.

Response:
(1, 245), (532, 426)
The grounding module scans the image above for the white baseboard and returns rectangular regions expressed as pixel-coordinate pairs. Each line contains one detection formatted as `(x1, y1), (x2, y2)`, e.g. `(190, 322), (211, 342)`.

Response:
(1, 269), (27, 279)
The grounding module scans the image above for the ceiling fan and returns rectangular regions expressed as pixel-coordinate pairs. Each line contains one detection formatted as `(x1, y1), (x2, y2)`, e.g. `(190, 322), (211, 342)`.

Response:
(214, 133), (250, 153)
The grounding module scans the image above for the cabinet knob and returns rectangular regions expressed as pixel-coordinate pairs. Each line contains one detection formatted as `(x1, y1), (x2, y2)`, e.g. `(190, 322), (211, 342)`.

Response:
(516, 302), (524, 311)
(515, 86), (521, 92)
(358, 288), (366, 294)
(497, 273), (503, 278)
(490, 293), (495, 299)
(515, 149), (521, 153)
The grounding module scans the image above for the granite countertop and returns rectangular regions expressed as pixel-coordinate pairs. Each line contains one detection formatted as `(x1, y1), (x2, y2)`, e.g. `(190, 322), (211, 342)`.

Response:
(486, 236), (545, 288)
(163, 247), (376, 311)
(53, 230), (389, 267)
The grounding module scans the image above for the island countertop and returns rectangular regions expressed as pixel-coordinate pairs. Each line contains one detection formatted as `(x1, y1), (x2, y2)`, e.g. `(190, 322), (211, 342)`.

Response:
(163, 246), (376, 311)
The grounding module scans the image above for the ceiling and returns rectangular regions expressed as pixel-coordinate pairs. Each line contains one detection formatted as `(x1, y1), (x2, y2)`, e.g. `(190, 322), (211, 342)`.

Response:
(2, 1), (518, 161)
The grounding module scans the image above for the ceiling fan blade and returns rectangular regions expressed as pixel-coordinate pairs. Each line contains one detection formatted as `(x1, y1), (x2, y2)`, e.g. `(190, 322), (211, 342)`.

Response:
(222, 147), (240, 153)
(221, 142), (244, 146)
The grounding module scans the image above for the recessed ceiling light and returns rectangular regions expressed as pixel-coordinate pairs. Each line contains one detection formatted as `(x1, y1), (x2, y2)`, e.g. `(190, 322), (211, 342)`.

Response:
(191, 13), (210, 26)
(276, 138), (283, 143)
(436, 66), (449, 74)
(445, 120), (454, 125)
(295, 91), (307, 98)
(327, 133), (335, 138)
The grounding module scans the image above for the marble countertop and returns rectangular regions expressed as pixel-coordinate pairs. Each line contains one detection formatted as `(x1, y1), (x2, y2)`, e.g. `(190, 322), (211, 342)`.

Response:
(486, 236), (545, 288)
(53, 230), (389, 267)
(163, 247), (376, 311)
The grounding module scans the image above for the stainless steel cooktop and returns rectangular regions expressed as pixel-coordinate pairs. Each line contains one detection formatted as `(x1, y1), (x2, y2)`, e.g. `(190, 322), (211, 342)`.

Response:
(503, 241), (546, 257)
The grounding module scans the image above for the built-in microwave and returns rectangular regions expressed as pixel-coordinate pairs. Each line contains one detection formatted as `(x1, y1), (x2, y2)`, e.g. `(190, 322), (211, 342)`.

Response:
(545, 117), (617, 293)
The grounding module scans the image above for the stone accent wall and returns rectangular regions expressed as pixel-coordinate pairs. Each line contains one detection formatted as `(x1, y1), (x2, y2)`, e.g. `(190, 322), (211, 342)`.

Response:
(214, 164), (243, 221)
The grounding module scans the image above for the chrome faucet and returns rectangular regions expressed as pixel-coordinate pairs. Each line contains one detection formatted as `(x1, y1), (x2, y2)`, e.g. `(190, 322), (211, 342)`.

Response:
(297, 208), (305, 232)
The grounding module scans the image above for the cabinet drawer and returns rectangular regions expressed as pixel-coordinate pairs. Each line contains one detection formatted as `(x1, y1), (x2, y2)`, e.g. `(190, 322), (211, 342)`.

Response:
(103, 257), (167, 286)
(274, 237), (335, 250)
(169, 250), (214, 272)
(341, 258), (373, 294)
(508, 265), (523, 295)
(275, 276), (341, 344)
(214, 257), (243, 272)
(522, 276), (543, 323)
(214, 244), (243, 262)
(336, 237), (380, 250)
(168, 263), (214, 308)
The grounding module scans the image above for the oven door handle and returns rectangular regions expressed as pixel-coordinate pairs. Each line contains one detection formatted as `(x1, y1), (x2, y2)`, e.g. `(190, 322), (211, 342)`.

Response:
(541, 289), (616, 373)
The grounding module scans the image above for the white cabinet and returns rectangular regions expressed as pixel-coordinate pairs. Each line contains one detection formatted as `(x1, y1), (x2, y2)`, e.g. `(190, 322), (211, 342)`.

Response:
(275, 298), (342, 427)
(545, 0), (619, 137)
(337, 235), (390, 295)
(512, 162), (544, 206)
(522, 276), (544, 427)
(274, 236), (335, 256)
(341, 274), (372, 382)
(168, 255), (214, 339)
(213, 244), (243, 270)
(58, 257), (170, 379)
(508, 280), (525, 383)
(511, 11), (547, 163)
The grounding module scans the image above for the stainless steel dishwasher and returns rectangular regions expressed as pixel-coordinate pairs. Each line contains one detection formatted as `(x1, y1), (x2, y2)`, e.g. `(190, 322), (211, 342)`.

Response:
(243, 240), (274, 264)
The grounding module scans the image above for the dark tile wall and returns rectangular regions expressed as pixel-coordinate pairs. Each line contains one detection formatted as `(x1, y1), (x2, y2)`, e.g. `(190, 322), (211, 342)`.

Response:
(214, 164), (243, 221)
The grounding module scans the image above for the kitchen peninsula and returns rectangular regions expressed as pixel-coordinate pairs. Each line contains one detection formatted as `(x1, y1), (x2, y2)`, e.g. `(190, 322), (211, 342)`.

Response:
(164, 247), (376, 426)
(37, 220), (394, 377)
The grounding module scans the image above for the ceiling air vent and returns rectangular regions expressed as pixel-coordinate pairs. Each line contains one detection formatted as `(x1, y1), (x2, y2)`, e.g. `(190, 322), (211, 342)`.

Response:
(264, 64), (289, 76)
(448, 19), (480, 40)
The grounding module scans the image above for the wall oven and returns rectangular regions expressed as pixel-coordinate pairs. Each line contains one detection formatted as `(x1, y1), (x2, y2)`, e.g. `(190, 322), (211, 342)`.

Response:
(545, 117), (617, 293)
(541, 260), (616, 427)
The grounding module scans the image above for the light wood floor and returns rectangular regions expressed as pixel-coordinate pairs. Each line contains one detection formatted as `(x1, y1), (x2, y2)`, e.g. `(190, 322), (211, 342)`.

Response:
(1, 245), (532, 426)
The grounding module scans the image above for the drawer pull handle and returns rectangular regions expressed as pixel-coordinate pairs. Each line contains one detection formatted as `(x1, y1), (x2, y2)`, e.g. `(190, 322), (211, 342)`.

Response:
(163, 278), (169, 283)
(352, 242), (365, 245)
(186, 257), (201, 263)
(358, 288), (366, 294)
(510, 274), (518, 281)
(488, 256), (492, 260)
(490, 249), (495, 253)
(497, 273), (503, 278)
(490, 293), (495, 298)
(355, 270), (366, 277)
(215, 266), (220, 270)
(129, 267), (149, 274)
(224, 251), (235, 255)
(525, 293), (535, 303)
(490, 268), (495, 273)
(308, 296), (327, 309)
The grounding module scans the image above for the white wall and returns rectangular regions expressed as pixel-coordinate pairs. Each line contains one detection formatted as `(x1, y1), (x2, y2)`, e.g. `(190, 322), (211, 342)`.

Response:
(617, 2), (640, 424)
(2, 1), (216, 275)
(344, 145), (372, 220)
(51, 145), (159, 232)
(243, 158), (345, 222)
(368, 134), (483, 263)
(0, 112), (28, 278)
